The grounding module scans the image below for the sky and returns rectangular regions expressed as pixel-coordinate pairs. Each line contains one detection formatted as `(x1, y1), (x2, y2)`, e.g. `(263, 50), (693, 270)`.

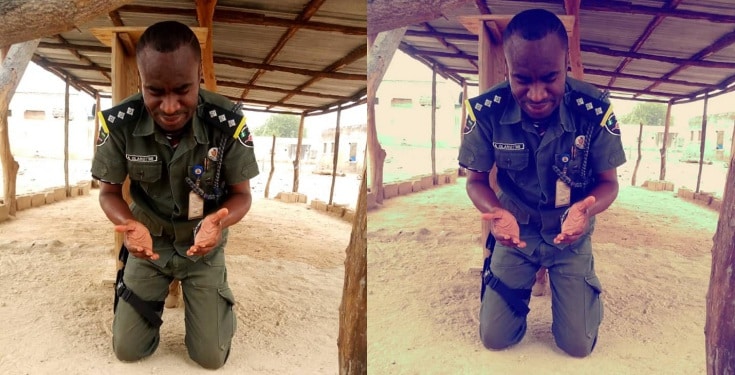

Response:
(13, 62), (366, 140)
(383, 50), (735, 130)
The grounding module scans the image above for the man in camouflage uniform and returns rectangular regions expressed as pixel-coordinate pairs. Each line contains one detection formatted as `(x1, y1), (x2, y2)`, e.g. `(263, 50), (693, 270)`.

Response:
(92, 21), (258, 369)
(459, 9), (626, 357)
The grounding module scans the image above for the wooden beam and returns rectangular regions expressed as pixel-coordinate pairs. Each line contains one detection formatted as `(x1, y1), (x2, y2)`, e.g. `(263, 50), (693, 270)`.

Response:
(478, 21), (505, 91)
(270, 44), (367, 109)
(38, 41), (111, 54)
(54, 35), (111, 81)
(594, 84), (686, 100)
(218, 80), (349, 100)
(640, 28), (735, 96)
(367, 0), (474, 34)
(526, 0), (735, 23)
(421, 22), (479, 70)
(404, 47), (478, 60)
(64, 76), (70, 196)
(0, 39), (39, 216)
(213, 55), (365, 80)
(397, 44), (465, 84)
(118, 4), (366, 35)
(32, 60), (111, 73)
(474, 0), (491, 14)
(581, 44), (735, 69)
(564, 0), (584, 80)
(607, 0), (684, 87)
(585, 68), (711, 88)
(431, 64), (438, 185)
(239, 0), (326, 100)
(224, 96), (315, 111)
(196, 0), (218, 91)
(30, 55), (98, 97)
(405, 29), (478, 41)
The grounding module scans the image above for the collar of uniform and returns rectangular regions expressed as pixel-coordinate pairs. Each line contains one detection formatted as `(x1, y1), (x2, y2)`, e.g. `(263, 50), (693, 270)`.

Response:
(130, 95), (210, 144)
(498, 82), (577, 133)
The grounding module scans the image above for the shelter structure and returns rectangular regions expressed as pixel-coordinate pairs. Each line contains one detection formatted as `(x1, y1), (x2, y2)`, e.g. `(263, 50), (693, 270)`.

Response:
(367, 1), (735, 373)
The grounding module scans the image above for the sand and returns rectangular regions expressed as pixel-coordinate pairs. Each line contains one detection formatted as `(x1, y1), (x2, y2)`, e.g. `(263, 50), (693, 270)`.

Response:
(0, 189), (353, 374)
(367, 180), (719, 375)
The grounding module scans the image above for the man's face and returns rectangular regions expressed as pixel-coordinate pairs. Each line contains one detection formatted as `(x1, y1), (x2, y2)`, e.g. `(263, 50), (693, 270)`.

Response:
(504, 33), (567, 120)
(138, 45), (201, 132)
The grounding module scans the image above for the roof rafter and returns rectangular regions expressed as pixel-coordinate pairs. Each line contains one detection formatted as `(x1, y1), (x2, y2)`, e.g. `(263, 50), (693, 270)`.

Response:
(519, 0), (735, 23)
(239, 0), (327, 100)
(213, 55), (365, 80)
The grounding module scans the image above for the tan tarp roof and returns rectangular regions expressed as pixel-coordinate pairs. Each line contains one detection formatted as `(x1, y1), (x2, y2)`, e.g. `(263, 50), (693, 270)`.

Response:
(32, 0), (366, 115)
(393, 0), (735, 103)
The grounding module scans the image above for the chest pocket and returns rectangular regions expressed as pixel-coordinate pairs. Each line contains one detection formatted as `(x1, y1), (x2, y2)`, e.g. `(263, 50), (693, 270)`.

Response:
(127, 161), (162, 183)
(494, 149), (529, 171)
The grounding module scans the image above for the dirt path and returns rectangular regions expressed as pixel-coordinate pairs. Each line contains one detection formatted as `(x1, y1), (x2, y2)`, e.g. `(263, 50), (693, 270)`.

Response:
(0, 190), (352, 374)
(367, 180), (718, 375)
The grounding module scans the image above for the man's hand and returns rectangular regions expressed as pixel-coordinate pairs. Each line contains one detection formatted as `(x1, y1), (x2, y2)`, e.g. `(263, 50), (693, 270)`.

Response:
(187, 208), (229, 257)
(114, 220), (159, 260)
(554, 196), (596, 245)
(481, 208), (526, 248)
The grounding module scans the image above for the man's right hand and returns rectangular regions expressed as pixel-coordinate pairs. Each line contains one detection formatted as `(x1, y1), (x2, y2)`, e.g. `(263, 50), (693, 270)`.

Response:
(114, 220), (159, 260)
(481, 209), (527, 248)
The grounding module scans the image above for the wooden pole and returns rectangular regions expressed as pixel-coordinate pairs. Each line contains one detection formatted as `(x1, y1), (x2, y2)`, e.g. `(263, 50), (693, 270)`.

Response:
(338, 166), (367, 375)
(697, 94), (709, 193)
(367, 28), (406, 205)
(196, 0), (218, 91)
(265, 135), (276, 198)
(93, 93), (101, 156)
(329, 107), (342, 205)
(64, 76), (70, 196)
(431, 63), (437, 185)
(293, 113), (306, 193)
(564, 0), (584, 80)
(705, 132), (735, 374)
(659, 100), (673, 181)
(631, 122), (644, 186)
(459, 81), (468, 177)
(0, 39), (39, 215)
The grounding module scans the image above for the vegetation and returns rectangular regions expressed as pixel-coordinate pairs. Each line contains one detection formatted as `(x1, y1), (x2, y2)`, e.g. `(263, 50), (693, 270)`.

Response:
(251, 113), (304, 138)
(619, 102), (671, 126)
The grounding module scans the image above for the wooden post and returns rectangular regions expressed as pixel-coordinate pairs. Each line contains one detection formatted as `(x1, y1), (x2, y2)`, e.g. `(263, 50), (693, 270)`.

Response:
(93, 93), (101, 157)
(697, 94), (709, 193)
(0, 39), (39, 215)
(329, 107), (342, 205)
(458, 81), (468, 177)
(293, 113), (306, 193)
(659, 100), (673, 181)
(338, 166), (367, 375)
(367, 28), (406, 205)
(632, 122), (644, 186)
(265, 135), (276, 198)
(64, 76), (71, 196)
(705, 136), (735, 374)
(431, 63), (437, 185)
(564, 0), (584, 80)
(196, 0), (217, 91)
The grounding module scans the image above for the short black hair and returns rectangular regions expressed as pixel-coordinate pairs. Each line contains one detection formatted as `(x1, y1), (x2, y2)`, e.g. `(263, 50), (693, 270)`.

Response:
(136, 20), (201, 61)
(502, 9), (568, 51)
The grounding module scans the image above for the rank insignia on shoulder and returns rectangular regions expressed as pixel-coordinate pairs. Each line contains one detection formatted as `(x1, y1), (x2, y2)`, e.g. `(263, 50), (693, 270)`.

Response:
(571, 92), (621, 136)
(464, 86), (509, 131)
(96, 100), (143, 146)
(200, 102), (247, 139)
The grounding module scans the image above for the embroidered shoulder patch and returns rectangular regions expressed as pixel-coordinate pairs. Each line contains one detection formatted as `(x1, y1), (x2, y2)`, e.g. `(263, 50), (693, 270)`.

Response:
(200, 102), (245, 138)
(96, 100), (143, 146)
(570, 92), (620, 136)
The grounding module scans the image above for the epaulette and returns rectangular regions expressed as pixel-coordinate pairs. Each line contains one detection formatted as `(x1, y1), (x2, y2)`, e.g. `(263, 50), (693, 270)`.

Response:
(97, 99), (144, 134)
(568, 90), (620, 136)
(199, 102), (247, 139)
(462, 85), (510, 134)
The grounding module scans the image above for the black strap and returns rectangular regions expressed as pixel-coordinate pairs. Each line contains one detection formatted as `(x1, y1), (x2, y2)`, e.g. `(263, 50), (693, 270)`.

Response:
(114, 245), (165, 328)
(481, 235), (532, 317)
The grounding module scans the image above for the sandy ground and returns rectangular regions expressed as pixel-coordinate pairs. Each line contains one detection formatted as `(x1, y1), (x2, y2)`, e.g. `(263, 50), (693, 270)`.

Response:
(0, 188), (353, 374)
(367, 180), (719, 375)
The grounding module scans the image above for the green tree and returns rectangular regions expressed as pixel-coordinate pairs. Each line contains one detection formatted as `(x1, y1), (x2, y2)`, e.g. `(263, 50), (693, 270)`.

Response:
(619, 102), (672, 126)
(252, 113), (304, 138)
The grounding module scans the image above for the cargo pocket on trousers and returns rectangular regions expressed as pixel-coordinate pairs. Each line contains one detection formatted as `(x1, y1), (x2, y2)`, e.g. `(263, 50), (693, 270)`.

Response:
(584, 275), (603, 339)
(217, 287), (237, 349)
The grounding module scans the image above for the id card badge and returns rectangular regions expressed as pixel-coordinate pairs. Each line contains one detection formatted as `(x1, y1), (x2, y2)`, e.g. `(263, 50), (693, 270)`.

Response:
(555, 179), (571, 208)
(188, 191), (204, 220)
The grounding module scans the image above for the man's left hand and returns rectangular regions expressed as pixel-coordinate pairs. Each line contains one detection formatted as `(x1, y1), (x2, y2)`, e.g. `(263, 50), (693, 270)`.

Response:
(554, 196), (596, 245)
(187, 208), (229, 256)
